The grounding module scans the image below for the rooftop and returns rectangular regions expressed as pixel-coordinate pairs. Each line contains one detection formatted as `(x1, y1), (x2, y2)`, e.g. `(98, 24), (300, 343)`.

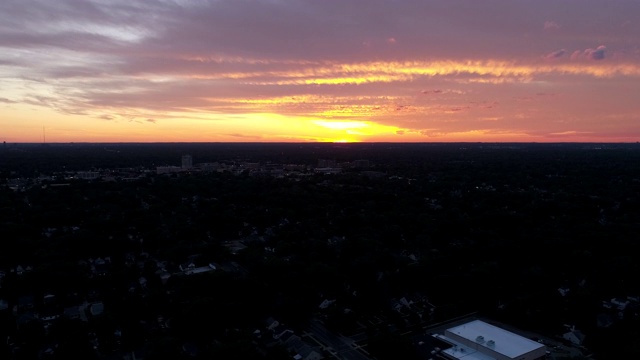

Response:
(434, 334), (495, 360)
(445, 320), (544, 358)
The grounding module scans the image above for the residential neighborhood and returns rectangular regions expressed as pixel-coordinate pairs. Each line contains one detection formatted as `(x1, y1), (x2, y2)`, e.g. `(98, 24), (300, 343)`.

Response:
(2, 142), (640, 358)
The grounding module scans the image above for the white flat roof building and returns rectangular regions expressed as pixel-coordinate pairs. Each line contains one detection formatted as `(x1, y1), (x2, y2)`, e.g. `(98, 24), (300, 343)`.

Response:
(437, 320), (546, 360)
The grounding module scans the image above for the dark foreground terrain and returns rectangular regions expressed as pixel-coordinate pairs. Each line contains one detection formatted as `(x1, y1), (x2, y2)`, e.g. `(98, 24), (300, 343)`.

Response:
(1, 142), (640, 359)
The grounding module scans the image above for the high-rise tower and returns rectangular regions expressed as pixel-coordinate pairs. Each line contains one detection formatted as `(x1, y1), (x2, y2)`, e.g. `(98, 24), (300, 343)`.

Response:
(182, 155), (193, 169)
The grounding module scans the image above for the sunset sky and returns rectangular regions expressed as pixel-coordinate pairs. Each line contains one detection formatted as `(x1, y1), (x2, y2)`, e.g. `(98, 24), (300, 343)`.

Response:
(2, 0), (640, 143)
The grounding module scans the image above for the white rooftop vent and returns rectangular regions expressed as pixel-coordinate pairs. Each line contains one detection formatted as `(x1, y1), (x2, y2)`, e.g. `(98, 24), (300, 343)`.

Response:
(476, 335), (485, 343)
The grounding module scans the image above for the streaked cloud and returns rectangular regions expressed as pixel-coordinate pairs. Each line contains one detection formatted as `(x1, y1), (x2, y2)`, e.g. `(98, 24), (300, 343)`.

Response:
(549, 130), (594, 136)
(545, 49), (566, 60)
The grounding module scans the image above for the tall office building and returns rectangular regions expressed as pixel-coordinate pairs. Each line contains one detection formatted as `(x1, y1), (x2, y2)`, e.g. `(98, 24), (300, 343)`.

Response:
(182, 155), (193, 169)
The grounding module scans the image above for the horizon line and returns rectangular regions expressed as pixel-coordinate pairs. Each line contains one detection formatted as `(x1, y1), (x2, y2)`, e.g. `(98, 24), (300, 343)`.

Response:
(3, 141), (640, 145)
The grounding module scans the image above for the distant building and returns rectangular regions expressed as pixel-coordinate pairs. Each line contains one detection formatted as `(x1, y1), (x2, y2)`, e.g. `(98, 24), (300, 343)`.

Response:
(156, 166), (181, 174)
(433, 320), (547, 360)
(314, 167), (342, 174)
(197, 162), (221, 172)
(317, 159), (337, 168)
(77, 171), (100, 180)
(352, 159), (370, 168)
(182, 155), (193, 169)
(242, 162), (260, 170)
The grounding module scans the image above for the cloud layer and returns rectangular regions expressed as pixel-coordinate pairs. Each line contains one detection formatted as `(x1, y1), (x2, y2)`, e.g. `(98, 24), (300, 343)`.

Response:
(2, 0), (640, 142)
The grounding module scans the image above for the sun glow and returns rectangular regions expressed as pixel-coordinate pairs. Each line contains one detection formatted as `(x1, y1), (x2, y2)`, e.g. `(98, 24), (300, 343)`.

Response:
(313, 120), (369, 130)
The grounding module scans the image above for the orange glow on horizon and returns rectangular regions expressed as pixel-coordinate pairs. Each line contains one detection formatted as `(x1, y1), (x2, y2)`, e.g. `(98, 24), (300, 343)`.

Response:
(3, 102), (639, 143)
(4, 57), (640, 143)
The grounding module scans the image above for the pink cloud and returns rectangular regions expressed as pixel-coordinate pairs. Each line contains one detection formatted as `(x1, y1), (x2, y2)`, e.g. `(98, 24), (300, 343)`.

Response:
(225, 133), (263, 140)
(420, 89), (444, 95)
(545, 49), (566, 59)
(548, 130), (593, 136)
(544, 21), (561, 30)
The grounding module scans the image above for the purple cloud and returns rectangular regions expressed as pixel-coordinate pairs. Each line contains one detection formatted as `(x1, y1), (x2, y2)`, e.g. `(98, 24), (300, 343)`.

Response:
(571, 45), (607, 60)
(587, 45), (607, 60)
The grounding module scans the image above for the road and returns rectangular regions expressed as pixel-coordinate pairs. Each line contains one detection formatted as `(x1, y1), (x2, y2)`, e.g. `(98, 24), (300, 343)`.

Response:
(305, 319), (373, 360)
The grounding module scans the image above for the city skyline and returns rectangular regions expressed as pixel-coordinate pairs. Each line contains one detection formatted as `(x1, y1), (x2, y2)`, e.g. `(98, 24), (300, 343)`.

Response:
(2, 0), (640, 143)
